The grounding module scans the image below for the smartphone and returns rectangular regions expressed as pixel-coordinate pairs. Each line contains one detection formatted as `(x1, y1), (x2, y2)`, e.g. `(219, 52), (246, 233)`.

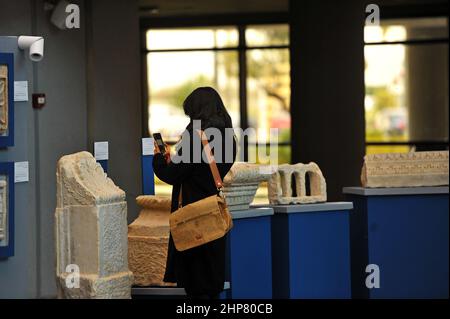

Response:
(153, 133), (166, 156)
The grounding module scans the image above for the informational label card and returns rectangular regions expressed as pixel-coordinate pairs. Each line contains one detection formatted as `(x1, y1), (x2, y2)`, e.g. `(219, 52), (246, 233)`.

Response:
(14, 81), (29, 102)
(142, 137), (154, 156)
(14, 161), (29, 183)
(94, 141), (109, 160)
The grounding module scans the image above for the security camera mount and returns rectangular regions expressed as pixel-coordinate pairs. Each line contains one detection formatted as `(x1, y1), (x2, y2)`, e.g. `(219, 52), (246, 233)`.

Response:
(18, 36), (45, 62)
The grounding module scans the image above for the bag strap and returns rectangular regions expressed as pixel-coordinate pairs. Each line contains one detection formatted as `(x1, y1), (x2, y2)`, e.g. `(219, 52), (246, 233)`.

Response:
(197, 129), (223, 190)
(177, 129), (224, 208)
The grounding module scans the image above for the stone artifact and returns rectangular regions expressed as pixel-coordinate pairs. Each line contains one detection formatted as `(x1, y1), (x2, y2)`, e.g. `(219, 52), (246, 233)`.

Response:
(55, 151), (133, 299)
(0, 179), (7, 241)
(0, 65), (8, 134)
(128, 195), (175, 287)
(268, 162), (327, 204)
(361, 151), (449, 188)
(222, 162), (273, 211)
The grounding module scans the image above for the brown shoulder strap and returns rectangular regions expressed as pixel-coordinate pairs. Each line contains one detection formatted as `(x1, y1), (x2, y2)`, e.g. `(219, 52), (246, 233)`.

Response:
(197, 129), (223, 189)
(177, 130), (224, 208)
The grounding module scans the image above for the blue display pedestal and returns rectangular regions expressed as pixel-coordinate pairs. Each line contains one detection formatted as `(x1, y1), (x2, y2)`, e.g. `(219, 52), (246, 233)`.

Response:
(97, 160), (108, 173)
(269, 202), (353, 299)
(344, 186), (449, 299)
(225, 208), (274, 299)
(141, 154), (155, 195)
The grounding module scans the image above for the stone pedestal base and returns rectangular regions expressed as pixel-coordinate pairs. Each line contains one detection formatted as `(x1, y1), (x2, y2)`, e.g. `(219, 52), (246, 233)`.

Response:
(128, 196), (174, 287)
(57, 271), (133, 299)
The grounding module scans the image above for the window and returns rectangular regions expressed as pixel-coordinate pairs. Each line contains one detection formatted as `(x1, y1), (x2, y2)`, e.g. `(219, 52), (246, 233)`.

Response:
(146, 27), (240, 142)
(364, 17), (449, 154)
(143, 24), (290, 199)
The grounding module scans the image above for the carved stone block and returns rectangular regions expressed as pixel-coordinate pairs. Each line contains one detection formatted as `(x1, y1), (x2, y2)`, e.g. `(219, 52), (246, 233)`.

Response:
(361, 151), (449, 188)
(55, 151), (133, 298)
(0, 65), (8, 134)
(128, 195), (175, 287)
(268, 162), (327, 204)
(222, 162), (272, 211)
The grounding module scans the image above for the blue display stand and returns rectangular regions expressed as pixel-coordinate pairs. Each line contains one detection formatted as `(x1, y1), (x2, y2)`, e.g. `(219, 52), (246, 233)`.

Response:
(141, 154), (154, 195)
(141, 137), (155, 195)
(97, 160), (108, 173)
(270, 202), (353, 299)
(93, 141), (108, 173)
(225, 208), (274, 299)
(344, 186), (449, 299)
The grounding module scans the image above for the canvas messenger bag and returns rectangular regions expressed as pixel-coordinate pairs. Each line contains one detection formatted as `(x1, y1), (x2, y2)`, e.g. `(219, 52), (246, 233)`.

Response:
(169, 130), (233, 251)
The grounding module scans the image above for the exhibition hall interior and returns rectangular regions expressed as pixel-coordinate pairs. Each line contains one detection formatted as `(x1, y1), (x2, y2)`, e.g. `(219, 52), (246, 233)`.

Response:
(0, 0), (448, 299)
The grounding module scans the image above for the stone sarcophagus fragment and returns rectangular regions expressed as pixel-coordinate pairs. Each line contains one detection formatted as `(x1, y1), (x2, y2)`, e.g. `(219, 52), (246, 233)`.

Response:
(268, 162), (327, 204)
(55, 151), (133, 298)
(361, 151), (449, 188)
(128, 195), (174, 287)
(222, 162), (273, 211)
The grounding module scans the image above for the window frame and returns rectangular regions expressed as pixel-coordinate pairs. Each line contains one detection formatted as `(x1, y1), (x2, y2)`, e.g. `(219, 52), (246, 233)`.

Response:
(364, 14), (449, 152)
(140, 13), (290, 161)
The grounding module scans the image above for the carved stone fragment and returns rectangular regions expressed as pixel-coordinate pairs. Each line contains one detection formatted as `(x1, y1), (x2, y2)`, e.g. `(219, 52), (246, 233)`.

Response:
(268, 162), (327, 204)
(361, 151), (449, 188)
(55, 151), (133, 298)
(222, 162), (272, 211)
(0, 65), (8, 134)
(128, 195), (175, 287)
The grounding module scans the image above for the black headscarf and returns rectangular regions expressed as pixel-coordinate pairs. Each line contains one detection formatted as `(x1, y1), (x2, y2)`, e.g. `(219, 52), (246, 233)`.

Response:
(183, 87), (233, 131)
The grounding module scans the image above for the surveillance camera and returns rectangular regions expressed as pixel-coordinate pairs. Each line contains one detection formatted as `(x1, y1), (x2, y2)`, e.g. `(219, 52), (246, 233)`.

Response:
(18, 36), (45, 62)
(50, 0), (71, 30)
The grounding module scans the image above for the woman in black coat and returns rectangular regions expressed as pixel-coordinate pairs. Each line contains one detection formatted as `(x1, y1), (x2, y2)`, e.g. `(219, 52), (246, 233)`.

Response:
(152, 87), (237, 299)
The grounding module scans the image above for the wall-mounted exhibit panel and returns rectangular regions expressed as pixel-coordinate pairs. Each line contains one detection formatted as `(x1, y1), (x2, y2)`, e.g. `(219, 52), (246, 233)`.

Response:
(0, 53), (14, 148)
(0, 162), (15, 258)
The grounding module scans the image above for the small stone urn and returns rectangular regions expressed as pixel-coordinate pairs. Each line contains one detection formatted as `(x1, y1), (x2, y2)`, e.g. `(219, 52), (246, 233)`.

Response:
(128, 195), (175, 286)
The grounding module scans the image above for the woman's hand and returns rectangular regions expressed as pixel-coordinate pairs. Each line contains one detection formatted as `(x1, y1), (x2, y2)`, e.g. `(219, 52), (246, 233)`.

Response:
(154, 141), (171, 163)
(153, 140), (161, 154)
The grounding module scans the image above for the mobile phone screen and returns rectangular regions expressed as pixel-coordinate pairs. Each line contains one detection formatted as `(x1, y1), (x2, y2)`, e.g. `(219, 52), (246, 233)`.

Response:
(153, 133), (166, 156)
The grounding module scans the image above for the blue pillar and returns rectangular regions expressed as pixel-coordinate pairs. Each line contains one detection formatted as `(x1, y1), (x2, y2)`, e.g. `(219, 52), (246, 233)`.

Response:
(141, 138), (155, 195)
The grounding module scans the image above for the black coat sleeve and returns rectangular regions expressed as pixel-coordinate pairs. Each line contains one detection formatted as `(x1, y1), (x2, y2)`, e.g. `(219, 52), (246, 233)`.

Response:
(152, 152), (193, 185)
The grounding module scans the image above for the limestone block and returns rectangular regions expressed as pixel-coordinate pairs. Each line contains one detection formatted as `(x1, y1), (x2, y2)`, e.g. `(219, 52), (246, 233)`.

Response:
(222, 162), (272, 211)
(55, 151), (133, 299)
(361, 151), (449, 188)
(268, 162), (327, 204)
(128, 195), (175, 287)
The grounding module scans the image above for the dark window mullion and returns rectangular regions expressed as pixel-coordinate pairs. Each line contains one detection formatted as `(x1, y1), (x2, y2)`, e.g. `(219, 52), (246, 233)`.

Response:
(238, 24), (249, 161)
(141, 30), (150, 137)
(144, 47), (239, 53)
(365, 38), (449, 46)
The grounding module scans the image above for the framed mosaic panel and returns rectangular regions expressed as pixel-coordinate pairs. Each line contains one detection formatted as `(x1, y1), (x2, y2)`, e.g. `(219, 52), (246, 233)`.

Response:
(0, 53), (14, 147)
(0, 162), (14, 258)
